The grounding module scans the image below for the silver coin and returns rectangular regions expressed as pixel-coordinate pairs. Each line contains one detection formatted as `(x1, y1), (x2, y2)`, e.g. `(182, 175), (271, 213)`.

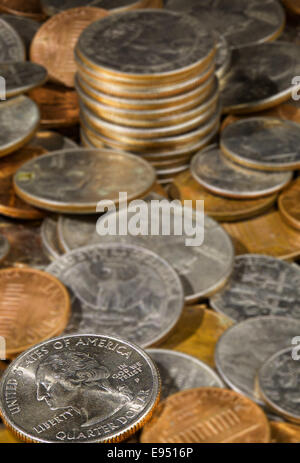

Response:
(0, 62), (47, 98)
(214, 32), (231, 79)
(215, 316), (300, 404)
(41, 0), (150, 16)
(258, 347), (300, 423)
(211, 255), (300, 323)
(0, 96), (40, 158)
(0, 15), (40, 54)
(76, 10), (215, 79)
(0, 334), (160, 443)
(47, 244), (184, 347)
(220, 42), (300, 114)
(221, 117), (300, 171)
(14, 148), (156, 214)
(191, 144), (293, 199)
(0, 18), (25, 63)
(147, 349), (223, 400)
(0, 233), (9, 263)
(164, 0), (285, 49)
(60, 208), (234, 303)
(41, 217), (64, 261)
(30, 131), (78, 151)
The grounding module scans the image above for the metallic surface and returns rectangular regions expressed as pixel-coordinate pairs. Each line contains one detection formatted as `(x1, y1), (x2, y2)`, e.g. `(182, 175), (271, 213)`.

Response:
(0, 0), (45, 21)
(30, 131), (78, 151)
(271, 421), (300, 443)
(0, 233), (9, 263)
(41, 0), (155, 16)
(41, 217), (64, 261)
(278, 179), (300, 231)
(0, 17), (25, 62)
(0, 14), (40, 54)
(0, 62), (47, 98)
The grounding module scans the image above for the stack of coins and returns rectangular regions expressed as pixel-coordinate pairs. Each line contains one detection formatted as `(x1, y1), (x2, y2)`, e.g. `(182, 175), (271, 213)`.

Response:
(75, 9), (221, 184)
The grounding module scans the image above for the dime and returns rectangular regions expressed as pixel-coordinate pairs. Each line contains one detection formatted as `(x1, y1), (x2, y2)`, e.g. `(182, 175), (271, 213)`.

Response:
(191, 145), (292, 199)
(258, 347), (300, 423)
(76, 10), (215, 81)
(41, 0), (153, 16)
(0, 62), (47, 99)
(215, 316), (300, 404)
(141, 388), (270, 443)
(41, 217), (64, 261)
(169, 170), (277, 222)
(223, 209), (300, 260)
(278, 179), (300, 231)
(0, 96), (40, 158)
(221, 117), (300, 171)
(0, 334), (161, 443)
(0, 0), (45, 21)
(0, 268), (70, 357)
(210, 254), (300, 322)
(271, 421), (300, 443)
(164, 0), (285, 49)
(30, 131), (78, 151)
(14, 148), (156, 213)
(30, 7), (109, 88)
(0, 233), (9, 263)
(47, 244), (184, 347)
(0, 14), (40, 55)
(220, 42), (300, 114)
(0, 18), (25, 62)
(148, 349), (223, 400)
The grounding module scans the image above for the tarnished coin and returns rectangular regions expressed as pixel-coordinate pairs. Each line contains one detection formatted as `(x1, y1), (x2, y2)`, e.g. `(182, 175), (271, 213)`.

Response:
(0, 233), (9, 263)
(0, 62), (47, 99)
(164, 0), (285, 49)
(0, 96), (40, 158)
(0, 334), (161, 443)
(30, 131), (78, 151)
(0, 0), (45, 21)
(223, 209), (300, 260)
(59, 208), (234, 303)
(76, 10), (215, 81)
(14, 148), (156, 213)
(170, 170), (277, 222)
(271, 421), (300, 443)
(41, 217), (64, 261)
(141, 388), (270, 443)
(0, 18), (25, 63)
(0, 268), (70, 357)
(279, 179), (300, 231)
(191, 145), (292, 199)
(47, 244), (184, 347)
(41, 0), (152, 16)
(214, 32), (231, 79)
(221, 118), (300, 171)
(258, 347), (300, 423)
(215, 316), (300, 404)
(148, 349), (223, 400)
(210, 254), (300, 322)
(220, 42), (300, 114)
(0, 14), (40, 54)
(30, 7), (108, 88)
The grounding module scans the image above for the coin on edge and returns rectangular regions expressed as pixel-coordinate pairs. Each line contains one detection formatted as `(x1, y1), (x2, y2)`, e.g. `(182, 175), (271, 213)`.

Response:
(0, 62), (47, 98)
(41, 217), (64, 261)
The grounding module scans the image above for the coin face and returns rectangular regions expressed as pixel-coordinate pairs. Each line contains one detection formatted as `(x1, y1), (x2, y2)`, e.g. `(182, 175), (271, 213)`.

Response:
(215, 316), (300, 404)
(211, 255), (300, 322)
(148, 349), (223, 400)
(271, 421), (300, 443)
(0, 62), (47, 99)
(279, 179), (300, 230)
(141, 388), (270, 443)
(41, 0), (150, 16)
(0, 268), (70, 357)
(221, 42), (300, 114)
(30, 131), (78, 151)
(191, 145), (292, 199)
(258, 347), (300, 423)
(0, 14), (40, 54)
(0, 233), (9, 263)
(221, 118), (300, 171)
(164, 0), (285, 49)
(0, 96), (40, 158)
(41, 217), (63, 261)
(47, 244), (184, 347)
(76, 10), (215, 79)
(14, 148), (156, 213)
(0, 18), (25, 62)
(0, 334), (161, 443)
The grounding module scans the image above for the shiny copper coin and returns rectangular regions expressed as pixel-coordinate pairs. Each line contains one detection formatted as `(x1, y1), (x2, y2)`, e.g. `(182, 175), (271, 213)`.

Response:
(0, 145), (46, 220)
(29, 84), (79, 128)
(0, 425), (21, 443)
(0, 0), (45, 21)
(223, 208), (300, 260)
(30, 7), (108, 88)
(271, 422), (300, 443)
(141, 388), (270, 443)
(0, 268), (70, 357)
(278, 179), (300, 230)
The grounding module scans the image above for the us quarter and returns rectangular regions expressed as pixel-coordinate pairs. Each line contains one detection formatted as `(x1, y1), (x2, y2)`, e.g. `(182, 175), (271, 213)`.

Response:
(215, 316), (300, 404)
(0, 62), (48, 98)
(0, 233), (9, 263)
(0, 334), (161, 443)
(0, 18), (25, 63)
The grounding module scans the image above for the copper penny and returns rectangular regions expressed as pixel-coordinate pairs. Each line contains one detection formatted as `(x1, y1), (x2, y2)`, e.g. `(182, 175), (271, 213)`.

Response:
(271, 421), (300, 443)
(278, 179), (300, 231)
(169, 170), (277, 222)
(30, 7), (108, 88)
(0, 268), (70, 358)
(0, 145), (46, 220)
(141, 388), (270, 443)
(28, 84), (79, 128)
(0, 425), (21, 443)
(0, 0), (45, 21)
(223, 208), (300, 260)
